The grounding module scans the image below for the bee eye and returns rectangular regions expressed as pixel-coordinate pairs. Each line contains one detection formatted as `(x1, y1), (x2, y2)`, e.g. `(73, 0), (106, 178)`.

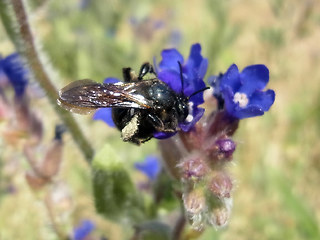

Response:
(176, 100), (189, 122)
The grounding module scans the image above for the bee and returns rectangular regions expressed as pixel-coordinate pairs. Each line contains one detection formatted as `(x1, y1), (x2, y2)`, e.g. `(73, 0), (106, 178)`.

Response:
(57, 63), (193, 145)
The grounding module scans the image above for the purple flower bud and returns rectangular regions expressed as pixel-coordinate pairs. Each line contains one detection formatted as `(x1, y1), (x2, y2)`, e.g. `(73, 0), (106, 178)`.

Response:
(204, 135), (236, 162)
(180, 154), (208, 180)
(208, 172), (233, 199)
(216, 138), (236, 159)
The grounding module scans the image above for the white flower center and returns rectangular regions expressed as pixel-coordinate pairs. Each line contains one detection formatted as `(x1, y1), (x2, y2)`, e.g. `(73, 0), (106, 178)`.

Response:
(233, 92), (249, 108)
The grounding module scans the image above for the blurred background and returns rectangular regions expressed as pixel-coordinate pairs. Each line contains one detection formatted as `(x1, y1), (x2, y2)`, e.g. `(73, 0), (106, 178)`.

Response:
(0, 0), (320, 239)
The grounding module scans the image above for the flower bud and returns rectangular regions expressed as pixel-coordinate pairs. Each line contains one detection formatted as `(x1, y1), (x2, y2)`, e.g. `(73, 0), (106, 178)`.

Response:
(25, 171), (49, 191)
(208, 172), (233, 199)
(204, 136), (236, 162)
(38, 140), (63, 178)
(183, 189), (206, 215)
(207, 198), (232, 228)
(215, 138), (236, 159)
(180, 154), (208, 180)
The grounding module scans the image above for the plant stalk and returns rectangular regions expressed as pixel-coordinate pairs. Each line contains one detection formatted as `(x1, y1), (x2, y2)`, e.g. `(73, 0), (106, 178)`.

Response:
(1, 0), (94, 162)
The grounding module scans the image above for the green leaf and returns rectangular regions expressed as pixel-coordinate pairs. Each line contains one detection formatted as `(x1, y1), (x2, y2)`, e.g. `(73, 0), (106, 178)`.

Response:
(92, 144), (144, 222)
(136, 221), (171, 240)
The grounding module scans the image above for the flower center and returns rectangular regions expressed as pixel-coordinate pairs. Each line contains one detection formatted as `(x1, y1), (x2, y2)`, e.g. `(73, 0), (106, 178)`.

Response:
(233, 92), (249, 108)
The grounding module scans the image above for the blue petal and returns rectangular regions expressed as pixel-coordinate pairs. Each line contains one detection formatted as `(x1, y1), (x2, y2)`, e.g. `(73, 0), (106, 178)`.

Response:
(73, 220), (95, 240)
(238, 64), (269, 95)
(184, 44), (208, 79)
(0, 53), (29, 96)
(233, 105), (264, 119)
(198, 58), (209, 79)
(183, 44), (208, 95)
(159, 49), (184, 72)
(184, 43), (203, 73)
(154, 131), (177, 139)
(219, 64), (241, 93)
(221, 87), (237, 117)
(249, 89), (275, 111)
(103, 77), (120, 84)
(134, 155), (161, 180)
(157, 69), (182, 93)
(179, 107), (205, 132)
(93, 108), (115, 127)
(186, 75), (206, 101)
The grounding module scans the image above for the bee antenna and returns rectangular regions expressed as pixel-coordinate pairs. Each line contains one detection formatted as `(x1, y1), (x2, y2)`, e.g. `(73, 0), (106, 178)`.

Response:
(189, 86), (210, 99)
(178, 61), (184, 94)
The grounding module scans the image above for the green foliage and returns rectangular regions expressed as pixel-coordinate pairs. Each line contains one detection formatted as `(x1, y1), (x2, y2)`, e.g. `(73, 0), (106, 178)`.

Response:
(272, 172), (320, 240)
(260, 27), (285, 49)
(135, 221), (171, 240)
(92, 144), (145, 222)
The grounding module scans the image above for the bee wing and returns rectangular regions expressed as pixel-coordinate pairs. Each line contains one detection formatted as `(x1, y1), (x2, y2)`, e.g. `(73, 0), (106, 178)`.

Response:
(57, 79), (154, 114)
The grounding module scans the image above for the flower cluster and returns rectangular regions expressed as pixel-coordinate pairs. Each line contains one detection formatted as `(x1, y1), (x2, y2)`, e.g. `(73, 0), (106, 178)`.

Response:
(92, 43), (275, 230)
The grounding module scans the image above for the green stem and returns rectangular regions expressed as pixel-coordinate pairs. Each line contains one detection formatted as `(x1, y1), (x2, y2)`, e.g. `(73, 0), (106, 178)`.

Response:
(1, 0), (94, 162)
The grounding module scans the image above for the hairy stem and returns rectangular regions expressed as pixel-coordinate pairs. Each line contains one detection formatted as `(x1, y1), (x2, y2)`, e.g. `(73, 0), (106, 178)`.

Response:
(1, 0), (94, 162)
(158, 135), (187, 180)
(172, 205), (186, 240)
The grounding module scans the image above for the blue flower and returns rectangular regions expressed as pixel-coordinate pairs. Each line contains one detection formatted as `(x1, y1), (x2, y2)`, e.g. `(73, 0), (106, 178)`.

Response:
(73, 219), (95, 240)
(155, 43), (208, 136)
(210, 64), (275, 119)
(0, 53), (29, 97)
(134, 155), (161, 181)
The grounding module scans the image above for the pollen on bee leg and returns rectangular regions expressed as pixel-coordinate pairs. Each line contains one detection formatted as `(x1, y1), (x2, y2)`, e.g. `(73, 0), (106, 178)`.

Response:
(233, 92), (249, 108)
(121, 114), (139, 141)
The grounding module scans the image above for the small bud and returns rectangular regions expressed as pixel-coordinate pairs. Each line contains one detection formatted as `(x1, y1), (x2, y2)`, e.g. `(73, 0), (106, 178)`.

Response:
(25, 171), (49, 191)
(216, 138), (236, 159)
(183, 189), (207, 230)
(38, 140), (63, 178)
(180, 154), (208, 180)
(207, 198), (232, 228)
(183, 189), (206, 215)
(204, 136), (236, 162)
(208, 172), (233, 199)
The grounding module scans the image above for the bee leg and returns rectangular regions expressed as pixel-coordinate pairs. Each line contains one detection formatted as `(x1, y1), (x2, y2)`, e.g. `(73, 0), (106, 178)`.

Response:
(138, 62), (156, 80)
(121, 114), (140, 143)
(122, 67), (139, 82)
(146, 113), (164, 130)
(146, 113), (176, 133)
(141, 136), (153, 144)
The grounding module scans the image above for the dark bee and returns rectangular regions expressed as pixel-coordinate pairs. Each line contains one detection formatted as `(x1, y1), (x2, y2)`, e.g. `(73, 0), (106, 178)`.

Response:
(57, 63), (190, 144)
